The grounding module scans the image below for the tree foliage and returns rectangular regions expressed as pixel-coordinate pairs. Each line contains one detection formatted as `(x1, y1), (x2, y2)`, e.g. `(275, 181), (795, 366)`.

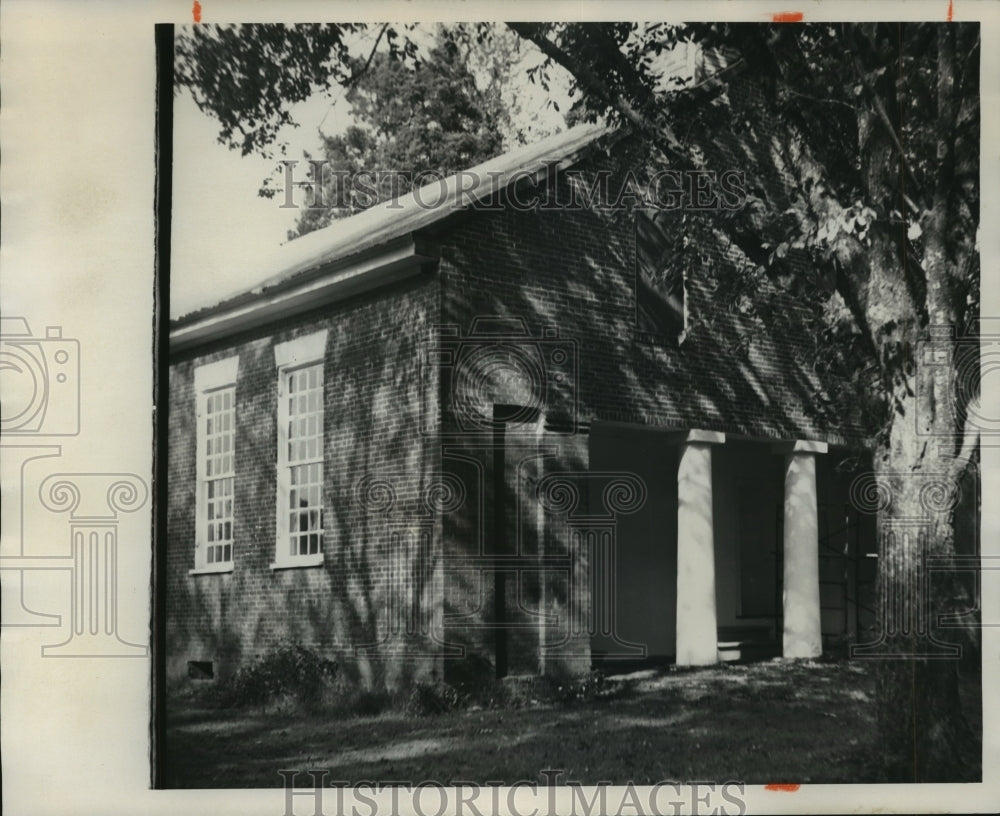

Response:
(175, 23), (418, 157)
(511, 22), (979, 410)
(288, 27), (512, 238)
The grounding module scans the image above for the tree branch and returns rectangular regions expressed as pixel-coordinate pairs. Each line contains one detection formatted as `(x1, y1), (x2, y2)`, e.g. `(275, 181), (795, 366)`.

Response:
(506, 22), (688, 160)
(923, 24), (962, 325)
(847, 27), (929, 211)
(946, 412), (980, 487)
(344, 23), (389, 88)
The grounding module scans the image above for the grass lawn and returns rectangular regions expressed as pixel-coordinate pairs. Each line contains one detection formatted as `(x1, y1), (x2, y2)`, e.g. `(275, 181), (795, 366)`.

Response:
(162, 658), (980, 788)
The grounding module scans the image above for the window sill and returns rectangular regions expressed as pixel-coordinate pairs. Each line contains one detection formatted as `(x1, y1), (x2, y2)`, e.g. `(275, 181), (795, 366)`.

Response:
(189, 563), (234, 576)
(269, 554), (325, 571)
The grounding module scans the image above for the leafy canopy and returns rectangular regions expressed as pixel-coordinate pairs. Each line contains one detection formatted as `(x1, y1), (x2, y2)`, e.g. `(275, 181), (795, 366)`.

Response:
(287, 26), (514, 238)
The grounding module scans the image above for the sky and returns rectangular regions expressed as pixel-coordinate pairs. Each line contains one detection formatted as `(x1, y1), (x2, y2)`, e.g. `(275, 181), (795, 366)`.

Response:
(169, 24), (572, 319)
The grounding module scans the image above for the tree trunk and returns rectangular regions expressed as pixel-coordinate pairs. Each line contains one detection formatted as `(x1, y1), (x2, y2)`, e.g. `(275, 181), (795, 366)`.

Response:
(874, 657), (975, 781)
(870, 390), (978, 781)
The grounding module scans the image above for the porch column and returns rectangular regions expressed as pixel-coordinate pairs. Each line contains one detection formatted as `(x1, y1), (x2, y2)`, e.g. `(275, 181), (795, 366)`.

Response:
(675, 430), (725, 666)
(777, 440), (828, 658)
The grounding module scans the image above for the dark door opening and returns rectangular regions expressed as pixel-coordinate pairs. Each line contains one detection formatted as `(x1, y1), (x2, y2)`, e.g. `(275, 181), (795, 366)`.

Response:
(491, 403), (540, 679)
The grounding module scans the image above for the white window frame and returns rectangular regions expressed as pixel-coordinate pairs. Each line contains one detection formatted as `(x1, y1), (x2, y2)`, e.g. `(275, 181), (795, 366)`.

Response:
(272, 330), (328, 569)
(190, 355), (239, 575)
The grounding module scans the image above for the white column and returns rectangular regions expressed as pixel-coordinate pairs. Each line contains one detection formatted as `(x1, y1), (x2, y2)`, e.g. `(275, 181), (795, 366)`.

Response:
(675, 430), (724, 666)
(779, 440), (827, 659)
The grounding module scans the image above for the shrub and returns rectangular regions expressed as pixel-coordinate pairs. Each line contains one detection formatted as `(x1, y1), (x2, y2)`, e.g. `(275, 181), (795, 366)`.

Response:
(405, 682), (463, 717)
(221, 643), (338, 708)
(444, 653), (514, 708)
(349, 689), (394, 717)
(537, 669), (621, 705)
(445, 654), (495, 696)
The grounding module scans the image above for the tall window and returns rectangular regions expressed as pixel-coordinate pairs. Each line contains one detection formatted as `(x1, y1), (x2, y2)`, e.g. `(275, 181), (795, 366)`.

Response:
(273, 330), (328, 568)
(283, 364), (324, 558)
(204, 387), (235, 565)
(192, 355), (239, 574)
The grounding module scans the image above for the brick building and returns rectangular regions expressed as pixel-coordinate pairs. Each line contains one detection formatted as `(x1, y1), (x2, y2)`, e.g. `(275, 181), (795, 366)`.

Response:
(167, 112), (885, 689)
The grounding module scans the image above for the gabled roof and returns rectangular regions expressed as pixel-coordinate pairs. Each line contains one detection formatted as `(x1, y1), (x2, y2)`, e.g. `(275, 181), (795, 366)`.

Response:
(170, 123), (611, 350)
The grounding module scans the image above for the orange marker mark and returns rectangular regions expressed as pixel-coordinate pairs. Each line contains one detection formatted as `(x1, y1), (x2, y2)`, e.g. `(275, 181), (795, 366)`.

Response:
(193, 0), (202, 23)
(771, 11), (804, 22)
(765, 783), (801, 792)
(947, 0), (954, 21)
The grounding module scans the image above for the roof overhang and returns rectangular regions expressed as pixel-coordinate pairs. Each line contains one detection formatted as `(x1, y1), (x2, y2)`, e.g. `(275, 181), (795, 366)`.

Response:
(170, 235), (436, 354)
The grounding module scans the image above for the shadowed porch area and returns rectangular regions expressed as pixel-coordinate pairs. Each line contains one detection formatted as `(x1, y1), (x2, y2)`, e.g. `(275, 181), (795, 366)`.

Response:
(585, 423), (877, 669)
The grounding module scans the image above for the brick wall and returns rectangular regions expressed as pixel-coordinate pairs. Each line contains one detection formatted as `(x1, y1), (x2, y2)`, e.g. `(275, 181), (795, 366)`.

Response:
(167, 273), (441, 689)
(435, 150), (866, 444)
